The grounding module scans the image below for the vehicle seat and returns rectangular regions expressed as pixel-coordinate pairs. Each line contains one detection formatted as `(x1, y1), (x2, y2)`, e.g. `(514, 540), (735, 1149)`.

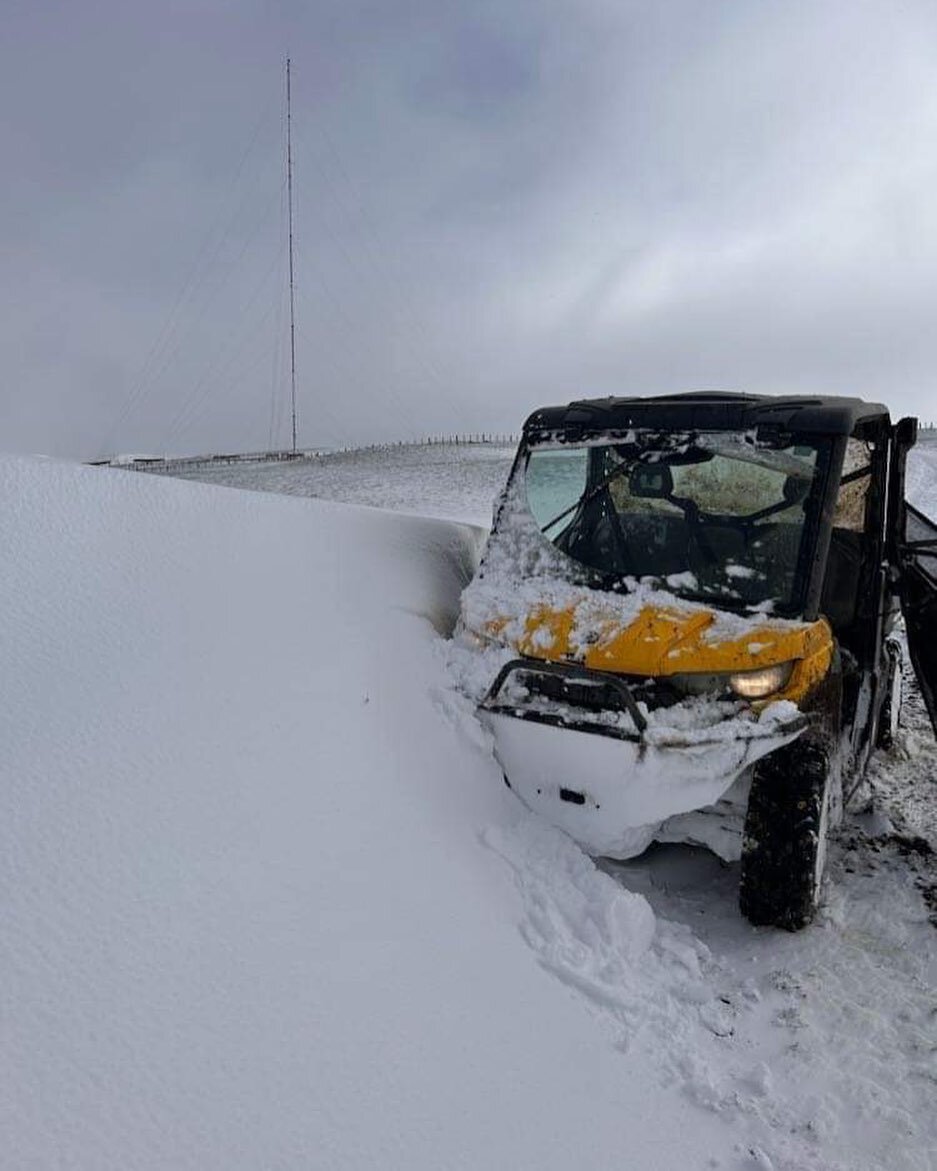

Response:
(619, 513), (692, 577)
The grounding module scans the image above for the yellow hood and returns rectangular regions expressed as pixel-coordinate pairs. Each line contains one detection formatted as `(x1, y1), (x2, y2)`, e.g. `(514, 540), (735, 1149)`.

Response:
(478, 596), (832, 706)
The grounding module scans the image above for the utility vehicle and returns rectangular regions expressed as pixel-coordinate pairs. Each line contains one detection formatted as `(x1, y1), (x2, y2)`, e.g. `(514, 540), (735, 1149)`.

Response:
(459, 393), (937, 928)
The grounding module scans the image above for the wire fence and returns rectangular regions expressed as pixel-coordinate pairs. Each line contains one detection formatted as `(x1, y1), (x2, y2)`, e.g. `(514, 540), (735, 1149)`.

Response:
(94, 425), (937, 474)
(95, 434), (522, 473)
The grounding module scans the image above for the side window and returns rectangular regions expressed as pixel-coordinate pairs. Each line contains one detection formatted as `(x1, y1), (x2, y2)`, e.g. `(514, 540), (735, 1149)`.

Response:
(833, 439), (873, 532)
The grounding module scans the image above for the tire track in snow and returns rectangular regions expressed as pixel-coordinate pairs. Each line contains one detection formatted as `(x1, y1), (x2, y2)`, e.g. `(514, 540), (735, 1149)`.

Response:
(483, 808), (936, 1171)
(483, 816), (831, 1170)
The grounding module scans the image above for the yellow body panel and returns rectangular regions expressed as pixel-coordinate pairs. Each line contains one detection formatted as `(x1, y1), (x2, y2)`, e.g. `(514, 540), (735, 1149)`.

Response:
(483, 600), (833, 706)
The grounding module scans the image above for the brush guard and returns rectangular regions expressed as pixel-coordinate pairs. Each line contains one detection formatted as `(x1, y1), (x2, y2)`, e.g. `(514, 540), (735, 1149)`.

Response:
(480, 658), (648, 740)
(477, 657), (810, 860)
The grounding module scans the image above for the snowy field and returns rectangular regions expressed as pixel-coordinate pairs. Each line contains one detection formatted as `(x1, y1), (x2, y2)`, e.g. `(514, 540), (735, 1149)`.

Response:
(158, 441), (518, 526)
(2, 435), (936, 1170)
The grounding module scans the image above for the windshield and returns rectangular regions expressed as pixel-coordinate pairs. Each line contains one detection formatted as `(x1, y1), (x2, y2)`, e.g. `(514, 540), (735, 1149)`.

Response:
(522, 431), (828, 613)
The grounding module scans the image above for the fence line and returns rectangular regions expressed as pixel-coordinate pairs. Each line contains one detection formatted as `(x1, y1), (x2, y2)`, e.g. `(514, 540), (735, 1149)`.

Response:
(95, 434), (522, 474)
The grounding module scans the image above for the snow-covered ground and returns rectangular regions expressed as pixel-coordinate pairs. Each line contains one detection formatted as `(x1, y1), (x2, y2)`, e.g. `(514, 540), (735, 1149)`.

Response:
(156, 441), (517, 526)
(905, 430), (937, 515)
(2, 437), (936, 1170)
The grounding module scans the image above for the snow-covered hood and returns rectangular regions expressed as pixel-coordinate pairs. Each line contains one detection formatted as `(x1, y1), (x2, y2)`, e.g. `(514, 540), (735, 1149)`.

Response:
(461, 576), (834, 707)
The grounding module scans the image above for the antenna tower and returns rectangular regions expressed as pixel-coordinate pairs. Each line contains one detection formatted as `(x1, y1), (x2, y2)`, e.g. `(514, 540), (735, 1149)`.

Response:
(286, 57), (298, 454)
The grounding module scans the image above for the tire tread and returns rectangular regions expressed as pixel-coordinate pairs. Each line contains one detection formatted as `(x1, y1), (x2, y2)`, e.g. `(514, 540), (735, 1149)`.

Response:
(739, 739), (830, 930)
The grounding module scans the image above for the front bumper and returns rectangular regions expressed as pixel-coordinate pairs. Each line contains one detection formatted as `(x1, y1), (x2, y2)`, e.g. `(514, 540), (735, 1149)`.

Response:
(478, 659), (809, 859)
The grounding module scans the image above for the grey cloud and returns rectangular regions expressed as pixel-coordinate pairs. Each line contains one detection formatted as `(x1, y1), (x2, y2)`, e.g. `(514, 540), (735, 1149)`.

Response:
(3, 0), (937, 459)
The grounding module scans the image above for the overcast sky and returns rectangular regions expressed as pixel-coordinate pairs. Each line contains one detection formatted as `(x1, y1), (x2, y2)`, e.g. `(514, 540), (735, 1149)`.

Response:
(3, 1), (937, 457)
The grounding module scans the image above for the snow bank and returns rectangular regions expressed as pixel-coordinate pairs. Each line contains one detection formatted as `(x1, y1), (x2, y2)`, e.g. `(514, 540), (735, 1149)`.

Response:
(160, 441), (516, 527)
(0, 457), (735, 1170)
(3, 453), (934, 1171)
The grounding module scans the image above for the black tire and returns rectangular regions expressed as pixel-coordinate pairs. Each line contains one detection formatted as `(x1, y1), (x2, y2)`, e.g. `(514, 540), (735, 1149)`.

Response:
(739, 738), (832, 931)
(875, 639), (902, 751)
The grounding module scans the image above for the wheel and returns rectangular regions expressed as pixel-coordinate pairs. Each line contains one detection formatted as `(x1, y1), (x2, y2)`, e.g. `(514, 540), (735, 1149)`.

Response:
(875, 639), (903, 751)
(739, 738), (833, 930)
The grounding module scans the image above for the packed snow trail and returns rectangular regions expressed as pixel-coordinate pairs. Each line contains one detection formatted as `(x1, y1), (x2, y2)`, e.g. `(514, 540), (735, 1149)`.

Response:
(1, 456), (740, 1170)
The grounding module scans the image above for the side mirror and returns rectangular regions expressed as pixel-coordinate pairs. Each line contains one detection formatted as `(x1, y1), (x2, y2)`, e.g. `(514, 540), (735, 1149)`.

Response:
(629, 464), (674, 499)
(887, 417), (919, 559)
(895, 416), (918, 452)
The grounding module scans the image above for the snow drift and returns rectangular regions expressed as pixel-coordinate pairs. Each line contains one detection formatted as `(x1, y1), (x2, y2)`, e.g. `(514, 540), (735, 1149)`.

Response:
(2, 454), (934, 1171)
(0, 457), (737, 1170)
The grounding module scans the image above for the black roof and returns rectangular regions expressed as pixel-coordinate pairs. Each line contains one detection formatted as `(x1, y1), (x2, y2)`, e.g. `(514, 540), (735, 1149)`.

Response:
(524, 391), (890, 438)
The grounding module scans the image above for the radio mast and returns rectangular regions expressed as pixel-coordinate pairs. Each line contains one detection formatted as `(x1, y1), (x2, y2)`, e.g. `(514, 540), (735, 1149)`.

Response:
(286, 57), (298, 454)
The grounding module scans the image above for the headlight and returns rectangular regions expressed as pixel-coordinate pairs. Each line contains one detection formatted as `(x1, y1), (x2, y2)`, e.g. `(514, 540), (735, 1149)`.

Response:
(728, 661), (794, 699)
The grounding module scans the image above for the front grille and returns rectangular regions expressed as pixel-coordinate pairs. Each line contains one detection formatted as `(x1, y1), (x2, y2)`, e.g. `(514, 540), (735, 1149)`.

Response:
(520, 666), (681, 714)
